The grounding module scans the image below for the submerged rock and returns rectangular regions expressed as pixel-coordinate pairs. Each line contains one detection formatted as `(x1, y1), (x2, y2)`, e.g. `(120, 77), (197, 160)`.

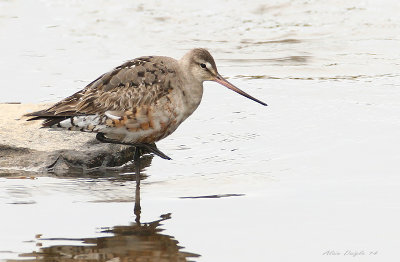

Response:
(0, 103), (135, 174)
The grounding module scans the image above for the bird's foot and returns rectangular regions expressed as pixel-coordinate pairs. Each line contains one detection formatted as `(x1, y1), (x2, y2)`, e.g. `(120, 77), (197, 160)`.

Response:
(96, 133), (171, 160)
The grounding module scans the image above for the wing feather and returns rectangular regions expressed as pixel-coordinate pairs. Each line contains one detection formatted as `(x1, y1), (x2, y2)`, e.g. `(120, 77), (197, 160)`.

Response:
(25, 56), (180, 126)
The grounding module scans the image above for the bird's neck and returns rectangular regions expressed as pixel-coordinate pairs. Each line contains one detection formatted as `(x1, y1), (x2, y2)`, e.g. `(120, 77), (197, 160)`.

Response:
(180, 80), (204, 121)
(177, 58), (204, 117)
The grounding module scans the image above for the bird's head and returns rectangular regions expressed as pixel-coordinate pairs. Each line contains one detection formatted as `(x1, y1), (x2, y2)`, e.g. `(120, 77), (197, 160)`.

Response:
(182, 48), (267, 106)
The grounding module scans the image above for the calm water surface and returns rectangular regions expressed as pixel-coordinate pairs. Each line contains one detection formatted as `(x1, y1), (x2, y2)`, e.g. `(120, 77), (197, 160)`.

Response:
(1, 0), (400, 261)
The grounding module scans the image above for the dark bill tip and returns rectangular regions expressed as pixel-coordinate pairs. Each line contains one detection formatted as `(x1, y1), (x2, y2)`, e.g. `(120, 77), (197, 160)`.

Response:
(214, 74), (267, 106)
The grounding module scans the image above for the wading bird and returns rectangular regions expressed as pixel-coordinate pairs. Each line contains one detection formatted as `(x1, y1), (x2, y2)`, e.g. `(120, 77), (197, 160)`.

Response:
(26, 48), (267, 181)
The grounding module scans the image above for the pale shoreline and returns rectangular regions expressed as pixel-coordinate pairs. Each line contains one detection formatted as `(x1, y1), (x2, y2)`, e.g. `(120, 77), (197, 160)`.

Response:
(0, 103), (135, 173)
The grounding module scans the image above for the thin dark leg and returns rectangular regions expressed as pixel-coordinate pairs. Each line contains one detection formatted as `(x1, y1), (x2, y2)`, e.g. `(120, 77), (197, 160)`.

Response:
(134, 146), (141, 185)
(134, 146), (141, 224)
(134, 181), (141, 224)
(96, 133), (171, 160)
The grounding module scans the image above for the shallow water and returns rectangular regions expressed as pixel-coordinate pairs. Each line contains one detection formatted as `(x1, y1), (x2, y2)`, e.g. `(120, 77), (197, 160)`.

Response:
(1, 0), (400, 261)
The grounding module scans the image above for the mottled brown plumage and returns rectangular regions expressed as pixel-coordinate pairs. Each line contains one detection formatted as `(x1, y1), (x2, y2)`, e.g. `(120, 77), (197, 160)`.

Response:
(29, 56), (176, 122)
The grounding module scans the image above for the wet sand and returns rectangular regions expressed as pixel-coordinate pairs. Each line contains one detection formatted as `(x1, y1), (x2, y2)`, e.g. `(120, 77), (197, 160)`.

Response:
(1, 0), (400, 261)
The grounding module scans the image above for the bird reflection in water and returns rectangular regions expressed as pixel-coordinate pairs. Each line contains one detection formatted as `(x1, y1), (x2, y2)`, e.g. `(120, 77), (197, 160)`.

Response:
(17, 154), (200, 262)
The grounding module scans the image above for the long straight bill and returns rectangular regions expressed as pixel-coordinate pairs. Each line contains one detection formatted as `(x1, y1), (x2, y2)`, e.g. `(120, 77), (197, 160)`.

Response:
(214, 74), (267, 106)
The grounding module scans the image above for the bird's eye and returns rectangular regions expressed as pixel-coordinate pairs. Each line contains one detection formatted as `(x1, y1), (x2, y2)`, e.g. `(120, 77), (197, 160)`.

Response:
(200, 63), (207, 69)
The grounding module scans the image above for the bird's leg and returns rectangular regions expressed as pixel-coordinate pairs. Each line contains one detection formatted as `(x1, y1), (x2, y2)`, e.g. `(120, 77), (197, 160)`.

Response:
(96, 133), (171, 160)
(134, 146), (142, 184)
(134, 179), (141, 224)
(134, 146), (141, 224)
(140, 143), (171, 160)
